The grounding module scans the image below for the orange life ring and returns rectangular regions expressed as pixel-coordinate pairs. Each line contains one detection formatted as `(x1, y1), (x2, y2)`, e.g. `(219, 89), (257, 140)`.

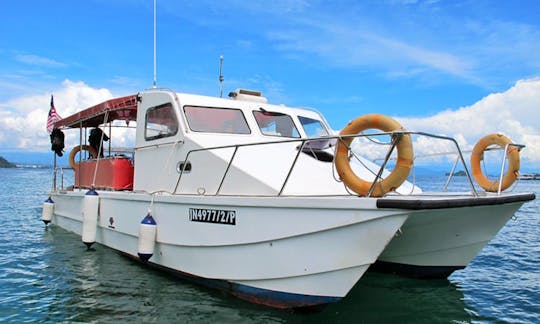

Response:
(470, 133), (520, 192)
(335, 114), (413, 197)
(69, 145), (98, 169)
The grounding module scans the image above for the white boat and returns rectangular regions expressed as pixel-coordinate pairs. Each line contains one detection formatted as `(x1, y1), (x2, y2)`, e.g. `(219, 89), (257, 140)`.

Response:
(43, 88), (535, 308)
(518, 173), (539, 180)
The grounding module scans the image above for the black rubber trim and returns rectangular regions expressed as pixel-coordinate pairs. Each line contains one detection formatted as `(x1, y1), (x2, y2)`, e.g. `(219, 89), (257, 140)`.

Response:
(377, 193), (535, 210)
(369, 260), (464, 279)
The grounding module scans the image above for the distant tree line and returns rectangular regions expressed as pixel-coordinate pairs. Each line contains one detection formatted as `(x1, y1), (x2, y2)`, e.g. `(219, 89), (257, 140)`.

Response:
(0, 156), (16, 168)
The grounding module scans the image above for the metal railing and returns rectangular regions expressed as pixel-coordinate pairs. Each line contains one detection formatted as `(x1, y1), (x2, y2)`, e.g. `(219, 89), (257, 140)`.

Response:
(53, 131), (524, 197)
(497, 143), (525, 195)
(172, 130), (481, 197)
(371, 133), (525, 196)
(173, 137), (317, 195)
(344, 131), (478, 196)
(51, 147), (135, 191)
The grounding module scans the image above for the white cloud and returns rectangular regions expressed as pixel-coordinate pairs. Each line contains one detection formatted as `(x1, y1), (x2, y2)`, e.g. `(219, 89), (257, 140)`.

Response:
(15, 54), (66, 68)
(397, 78), (540, 167)
(260, 2), (540, 89)
(346, 78), (540, 171)
(363, 33), (472, 78)
(267, 19), (474, 83)
(0, 80), (113, 152)
(1, 77), (539, 172)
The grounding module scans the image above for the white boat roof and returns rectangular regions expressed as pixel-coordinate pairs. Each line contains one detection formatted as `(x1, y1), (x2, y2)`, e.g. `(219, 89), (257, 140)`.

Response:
(172, 91), (326, 121)
(56, 89), (327, 129)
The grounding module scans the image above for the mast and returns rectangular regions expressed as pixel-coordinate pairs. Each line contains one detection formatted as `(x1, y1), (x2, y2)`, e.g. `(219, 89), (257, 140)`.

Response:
(219, 55), (224, 97)
(153, 0), (157, 88)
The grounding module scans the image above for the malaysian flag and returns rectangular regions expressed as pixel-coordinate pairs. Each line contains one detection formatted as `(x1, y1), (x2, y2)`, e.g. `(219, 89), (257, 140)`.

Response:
(46, 95), (62, 133)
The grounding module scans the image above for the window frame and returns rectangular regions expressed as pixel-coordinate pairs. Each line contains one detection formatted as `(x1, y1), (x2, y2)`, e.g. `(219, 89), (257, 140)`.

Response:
(252, 110), (301, 138)
(144, 102), (179, 141)
(183, 105), (251, 134)
(298, 116), (330, 138)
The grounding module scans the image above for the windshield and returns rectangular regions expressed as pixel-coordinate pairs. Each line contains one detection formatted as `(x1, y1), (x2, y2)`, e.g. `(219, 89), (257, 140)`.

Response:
(253, 110), (300, 138)
(298, 116), (329, 138)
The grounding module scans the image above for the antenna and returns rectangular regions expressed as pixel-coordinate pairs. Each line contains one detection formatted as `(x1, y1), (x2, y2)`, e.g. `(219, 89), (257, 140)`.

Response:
(153, 0), (157, 88)
(219, 55), (224, 97)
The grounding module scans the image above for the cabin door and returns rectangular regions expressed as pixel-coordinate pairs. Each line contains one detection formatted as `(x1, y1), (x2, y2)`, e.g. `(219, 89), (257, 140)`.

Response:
(133, 92), (185, 192)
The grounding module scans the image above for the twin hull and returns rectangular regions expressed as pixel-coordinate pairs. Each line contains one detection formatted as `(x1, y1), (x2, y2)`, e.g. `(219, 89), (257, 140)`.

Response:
(50, 190), (408, 308)
(373, 194), (530, 278)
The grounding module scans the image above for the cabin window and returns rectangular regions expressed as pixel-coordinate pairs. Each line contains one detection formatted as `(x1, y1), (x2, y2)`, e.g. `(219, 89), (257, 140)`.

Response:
(253, 110), (300, 138)
(298, 116), (329, 137)
(145, 103), (179, 140)
(298, 116), (335, 153)
(184, 106), (250, 134)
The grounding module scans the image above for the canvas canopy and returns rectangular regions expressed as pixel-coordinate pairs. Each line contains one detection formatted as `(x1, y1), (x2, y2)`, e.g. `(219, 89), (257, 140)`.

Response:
(54, 94), (138, 129)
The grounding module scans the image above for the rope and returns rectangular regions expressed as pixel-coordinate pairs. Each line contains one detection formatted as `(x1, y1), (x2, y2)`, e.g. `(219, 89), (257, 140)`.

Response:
(91, 111), (109, 187)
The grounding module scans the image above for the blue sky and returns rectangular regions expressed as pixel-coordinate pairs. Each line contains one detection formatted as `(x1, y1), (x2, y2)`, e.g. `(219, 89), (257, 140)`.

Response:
(1, 0), (539, 170)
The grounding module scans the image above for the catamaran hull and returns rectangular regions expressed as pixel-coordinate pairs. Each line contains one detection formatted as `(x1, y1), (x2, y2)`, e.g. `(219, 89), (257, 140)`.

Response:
(49, 190), (407, 308)
(374, 193), (534, 278)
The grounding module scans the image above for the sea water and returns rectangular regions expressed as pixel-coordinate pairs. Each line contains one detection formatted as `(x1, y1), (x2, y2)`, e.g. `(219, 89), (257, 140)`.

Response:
(0, 168), (538, 323)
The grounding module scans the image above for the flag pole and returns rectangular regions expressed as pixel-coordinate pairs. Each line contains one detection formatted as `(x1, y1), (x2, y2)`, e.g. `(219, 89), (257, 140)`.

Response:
(53, 153), (57, 190)
(50, 94), (57, 190)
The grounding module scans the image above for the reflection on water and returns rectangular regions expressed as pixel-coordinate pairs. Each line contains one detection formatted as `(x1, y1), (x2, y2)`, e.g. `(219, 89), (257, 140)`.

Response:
(39, 226), (272, 323)
(294, 273), (472, 323)
(0, 168), (538, 323)
(36, 226), (473, 323)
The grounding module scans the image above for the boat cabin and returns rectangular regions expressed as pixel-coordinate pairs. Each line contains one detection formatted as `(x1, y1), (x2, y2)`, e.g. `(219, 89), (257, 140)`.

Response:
(55, 89), (345, 196)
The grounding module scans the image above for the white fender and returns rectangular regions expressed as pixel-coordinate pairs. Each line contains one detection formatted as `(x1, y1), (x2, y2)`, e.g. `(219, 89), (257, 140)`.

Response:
(41, 197), (54, 225)
(82, 189), (99, 249)
(138, 213), (157, 262)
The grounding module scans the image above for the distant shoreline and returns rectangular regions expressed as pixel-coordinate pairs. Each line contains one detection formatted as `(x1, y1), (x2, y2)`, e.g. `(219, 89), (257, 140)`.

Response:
(0, 156), (16, 168)
(0, 156), (56, 169)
